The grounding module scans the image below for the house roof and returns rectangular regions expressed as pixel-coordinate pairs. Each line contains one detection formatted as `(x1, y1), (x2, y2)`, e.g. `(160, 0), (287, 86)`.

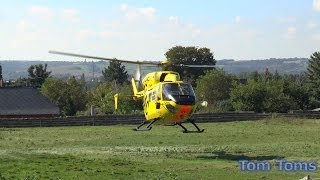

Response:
(0, 88), (59, 115)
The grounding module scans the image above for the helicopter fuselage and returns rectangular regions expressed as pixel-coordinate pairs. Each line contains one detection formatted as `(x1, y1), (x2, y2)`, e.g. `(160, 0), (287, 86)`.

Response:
(133, 71), (197, 124)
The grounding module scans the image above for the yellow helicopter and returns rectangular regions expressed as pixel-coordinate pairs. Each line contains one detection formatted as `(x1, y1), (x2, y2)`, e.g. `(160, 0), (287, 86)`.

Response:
(49, 50), (215, 133)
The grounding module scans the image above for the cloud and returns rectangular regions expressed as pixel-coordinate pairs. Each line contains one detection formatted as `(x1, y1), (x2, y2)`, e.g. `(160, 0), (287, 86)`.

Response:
(168, 16), (179, 25)
(186, 24), (201, 38)
(9, 18), (52, 53)
(307, 22), (317, 29)
(283, 27), (297, 39)
(235, 16), (241, 23)
(99, 30), (121, 39)
(119, 3), (156, 20)
(277, 17), (296, 23)
(312, 33), (320, 41)
(28, 5), (53, 18)
(77, 29), (97, 40)
(209, 24), (230, 36)
(313, 0), (320, 11)
(62, 9), (80, 22)
(120, 3), (129, 11)
(139, 7), (156, 18)
(240, 29), (260, 39)
(16, 20), (32, 31)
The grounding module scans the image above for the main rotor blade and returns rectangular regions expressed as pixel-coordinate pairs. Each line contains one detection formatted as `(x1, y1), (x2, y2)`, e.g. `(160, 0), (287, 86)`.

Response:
(178, 64), (216, 68)
(49, 50), (162, 66)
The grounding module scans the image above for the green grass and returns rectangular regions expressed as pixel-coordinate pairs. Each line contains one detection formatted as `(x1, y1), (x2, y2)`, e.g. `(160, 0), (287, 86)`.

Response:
(0, 118), (319, 179)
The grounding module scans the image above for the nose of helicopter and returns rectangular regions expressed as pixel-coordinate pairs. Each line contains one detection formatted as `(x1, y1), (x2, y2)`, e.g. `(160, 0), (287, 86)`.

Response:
(165, 103), (193, 123)
(176, 105), (192, 119)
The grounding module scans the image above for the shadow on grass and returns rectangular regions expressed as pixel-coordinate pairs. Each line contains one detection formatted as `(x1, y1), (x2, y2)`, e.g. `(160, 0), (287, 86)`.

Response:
(197, 151), (284, 161)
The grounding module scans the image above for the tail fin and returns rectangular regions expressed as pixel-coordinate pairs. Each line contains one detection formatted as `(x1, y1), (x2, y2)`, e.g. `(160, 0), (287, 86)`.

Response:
(114, 93), (119, 110)
(131, 78), (144, 99)
(131, 78), (138, 96)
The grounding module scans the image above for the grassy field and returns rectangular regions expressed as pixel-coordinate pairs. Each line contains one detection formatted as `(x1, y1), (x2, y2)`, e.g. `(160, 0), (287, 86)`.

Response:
(0, 118), (319, 179)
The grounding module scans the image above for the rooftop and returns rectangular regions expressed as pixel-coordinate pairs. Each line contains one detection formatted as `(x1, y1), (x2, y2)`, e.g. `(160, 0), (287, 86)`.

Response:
(0, 88), (59, 116)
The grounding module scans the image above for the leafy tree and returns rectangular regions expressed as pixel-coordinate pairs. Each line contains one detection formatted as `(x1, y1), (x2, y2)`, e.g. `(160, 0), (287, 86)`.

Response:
(80, 73), (87, 90)
(263, 80), (294, 113)
(283, 82), (310, 110)
(66, 77), (88, 115)
(196, 69), (234, 112)
(307, 51), (320, 106)
(274, 70), (281, 80)
(264, 68), (272, 81)
(163, 46), (216, 83)
(115, 83), (143, 114)
(41, 77), (87, 116)
(88, 83), (142, 115)
(239, 71), (312, 111)
(231, 79), (295, 113)
(28, 64), (51, 87)
(102, 60), (129, 84)
(249, 71), (262, 82)
(282, 74), (311, 110)
(88, 83), (115, 114)
(230, 80), (267, 113)
(41, 78), (66, 110)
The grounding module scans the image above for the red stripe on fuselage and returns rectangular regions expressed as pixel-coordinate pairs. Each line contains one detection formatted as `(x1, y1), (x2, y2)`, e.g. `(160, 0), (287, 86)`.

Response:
(173, 105), (192, 123)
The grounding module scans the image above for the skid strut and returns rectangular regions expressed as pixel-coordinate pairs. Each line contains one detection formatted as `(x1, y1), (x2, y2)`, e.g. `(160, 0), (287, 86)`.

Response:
(176, 120), (204, 133)
(134, 119), (158, 131)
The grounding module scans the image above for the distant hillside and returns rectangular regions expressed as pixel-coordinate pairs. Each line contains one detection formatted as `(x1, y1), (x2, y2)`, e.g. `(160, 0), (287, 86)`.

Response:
(217, 58), (309, 74)
(0, 60), (159, 80)
(0, 58), (309, 80)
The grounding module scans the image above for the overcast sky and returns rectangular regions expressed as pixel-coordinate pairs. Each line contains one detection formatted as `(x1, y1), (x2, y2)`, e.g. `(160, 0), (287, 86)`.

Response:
(0, 0), (320, 61)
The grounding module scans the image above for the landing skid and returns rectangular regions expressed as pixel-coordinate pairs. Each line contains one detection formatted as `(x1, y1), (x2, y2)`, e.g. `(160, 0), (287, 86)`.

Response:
(133, 119), (158, 131)
(133, 119), (204, 133)
(176, 120), (204, 133)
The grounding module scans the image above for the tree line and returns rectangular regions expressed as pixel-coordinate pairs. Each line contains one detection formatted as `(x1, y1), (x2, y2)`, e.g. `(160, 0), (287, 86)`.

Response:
(197, 51), (320, 113)
(6, 46), (320, 116)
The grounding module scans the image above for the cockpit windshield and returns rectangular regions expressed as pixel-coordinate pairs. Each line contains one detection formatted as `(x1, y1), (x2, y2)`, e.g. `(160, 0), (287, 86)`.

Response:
(162, 83), (196, 105)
